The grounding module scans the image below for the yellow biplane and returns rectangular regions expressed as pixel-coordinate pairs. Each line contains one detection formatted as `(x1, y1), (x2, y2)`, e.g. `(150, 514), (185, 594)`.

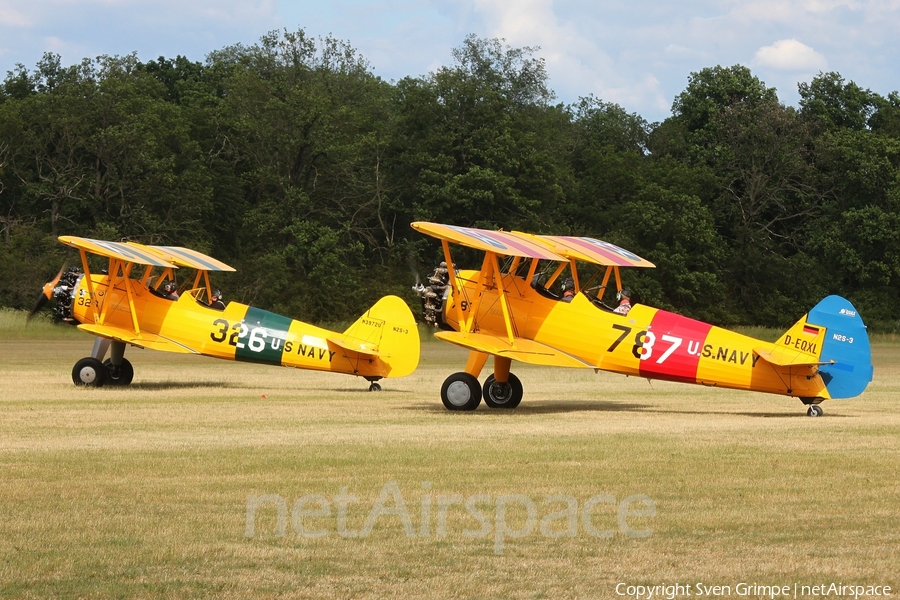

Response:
(412, 222), (873, 416)
(33, 237), (419, 390)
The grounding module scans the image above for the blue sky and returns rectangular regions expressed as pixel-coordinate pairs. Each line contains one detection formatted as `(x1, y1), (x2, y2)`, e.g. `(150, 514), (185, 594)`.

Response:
(1, 0), (898, 123)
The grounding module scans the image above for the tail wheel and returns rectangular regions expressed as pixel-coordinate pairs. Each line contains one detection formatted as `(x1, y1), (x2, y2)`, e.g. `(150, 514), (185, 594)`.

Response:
(368, 382), (382, 392)
(483, 373), (523, 409)
(440, 372), (482, 411)
(103, 358), (134, 386)
(807, 405), (824, 417)
(72, 357), (107, 387)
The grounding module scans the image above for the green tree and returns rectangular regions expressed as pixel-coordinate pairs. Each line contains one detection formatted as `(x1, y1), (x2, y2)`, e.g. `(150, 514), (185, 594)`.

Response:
(798, 73), (900, 326)
(799, 72), (880, 131)
(391, 35), (567, 235)
(870, 91), (900, 138)
(807, 128), (900, 325)
(210, 30), (401, 320)
(613, 184), (729, 323)
(672, 65), (778, 135)
(562, 98), (648, 233)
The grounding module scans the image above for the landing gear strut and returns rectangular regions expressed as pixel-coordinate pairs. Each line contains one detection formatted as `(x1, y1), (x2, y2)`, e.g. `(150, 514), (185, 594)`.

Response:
(72, 338), (134, 387)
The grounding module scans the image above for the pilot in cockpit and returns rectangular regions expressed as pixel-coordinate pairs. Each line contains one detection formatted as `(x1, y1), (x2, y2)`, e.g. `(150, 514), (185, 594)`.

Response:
(561, 277), (575, 302)
(163, 281), (179, 300)
(613, 288), (632, 315)
(209, 289), (225, 310)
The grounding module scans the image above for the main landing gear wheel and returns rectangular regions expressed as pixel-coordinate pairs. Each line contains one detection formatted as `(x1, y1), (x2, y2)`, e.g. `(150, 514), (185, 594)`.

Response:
(483, 373), (523, 409)
(440, 372), (482, 411)
(103, 358), (134, 386)
(807, 405), (824, 417)
(368, 382), (382, 392)
(72, 357), (106, 387)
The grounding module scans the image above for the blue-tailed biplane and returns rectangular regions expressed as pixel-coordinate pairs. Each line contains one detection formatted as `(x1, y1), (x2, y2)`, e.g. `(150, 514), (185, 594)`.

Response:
(412, 222), (873, 416)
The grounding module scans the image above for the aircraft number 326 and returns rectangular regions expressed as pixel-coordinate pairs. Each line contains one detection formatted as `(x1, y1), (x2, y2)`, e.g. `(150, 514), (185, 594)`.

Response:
(209, 318), (276, 352)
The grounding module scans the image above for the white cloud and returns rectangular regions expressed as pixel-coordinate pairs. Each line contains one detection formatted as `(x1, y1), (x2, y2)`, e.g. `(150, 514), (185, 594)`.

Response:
(601, 74), (670, 118)
(468, 0), (625, 102)
(2, 0), (899, 123)
(663, 44), (709, 62)
(753, 39), (827, 71)
(0, 2), (32, 27)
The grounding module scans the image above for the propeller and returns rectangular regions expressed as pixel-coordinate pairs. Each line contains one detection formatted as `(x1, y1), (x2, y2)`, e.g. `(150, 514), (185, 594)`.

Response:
(28, 265), (65, 322)
(407, 252), (423, 292)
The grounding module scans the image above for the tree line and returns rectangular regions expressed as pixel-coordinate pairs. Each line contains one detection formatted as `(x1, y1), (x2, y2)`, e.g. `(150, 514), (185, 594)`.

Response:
(1, 31), (898, 330)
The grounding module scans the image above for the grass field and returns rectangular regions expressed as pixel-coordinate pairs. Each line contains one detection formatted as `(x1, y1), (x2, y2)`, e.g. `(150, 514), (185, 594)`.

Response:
(1, 316), (898, 599)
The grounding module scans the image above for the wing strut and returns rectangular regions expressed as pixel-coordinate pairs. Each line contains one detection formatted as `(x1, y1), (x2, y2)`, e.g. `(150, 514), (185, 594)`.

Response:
(77, 248), (102, 325)
(596, 265), (623, 296)
(462, 252), (491, 335)
(569, 259), (580, 292)
(120, 259), (141, 335)
(441, 239), (472, 335)
(489, 252), (517, 347)
(97, 258), (118, 326)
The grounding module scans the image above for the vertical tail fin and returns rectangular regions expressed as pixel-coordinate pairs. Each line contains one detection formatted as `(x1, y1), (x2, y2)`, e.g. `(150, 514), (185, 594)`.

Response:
(336, 296), (420, 378)
(806, 296), (873, 399)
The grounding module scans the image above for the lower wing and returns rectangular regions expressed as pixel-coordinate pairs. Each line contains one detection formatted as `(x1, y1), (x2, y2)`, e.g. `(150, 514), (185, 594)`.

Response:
(434, 331), (593, 368)
(78, 324), (199, 354)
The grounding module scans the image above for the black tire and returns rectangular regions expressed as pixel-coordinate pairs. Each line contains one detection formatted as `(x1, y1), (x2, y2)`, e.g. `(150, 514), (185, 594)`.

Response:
(483, 373), (523, 409)
(72, 357), (106, 387)
(103, 358), (134, 386)
(368, 382), (382, 392)
(440, 372), (482, 411)
(807, 405), (823, 417)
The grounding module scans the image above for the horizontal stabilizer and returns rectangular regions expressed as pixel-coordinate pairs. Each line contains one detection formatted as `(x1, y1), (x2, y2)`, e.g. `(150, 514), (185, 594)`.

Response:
(78, 324), (199, 354)
(753, 345), (832, 367)
(325, 333), (384, 357)
(434, 331), (593, 368)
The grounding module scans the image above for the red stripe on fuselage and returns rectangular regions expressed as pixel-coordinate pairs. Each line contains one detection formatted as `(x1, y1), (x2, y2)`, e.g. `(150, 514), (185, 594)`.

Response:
(638, 310), (713, 383)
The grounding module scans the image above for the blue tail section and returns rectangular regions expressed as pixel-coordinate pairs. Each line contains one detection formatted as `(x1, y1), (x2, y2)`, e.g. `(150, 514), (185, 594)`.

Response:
(807, 296), (873, 399)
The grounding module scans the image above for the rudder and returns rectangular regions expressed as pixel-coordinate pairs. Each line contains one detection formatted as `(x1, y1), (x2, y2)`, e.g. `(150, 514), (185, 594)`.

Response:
(340, 295), (420, 378)
(806, 295), (873, 399)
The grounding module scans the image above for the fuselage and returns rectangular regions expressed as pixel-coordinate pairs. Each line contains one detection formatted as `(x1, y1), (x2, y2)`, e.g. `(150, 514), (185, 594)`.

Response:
(69, 273), (387, 378)
(443, 269), (828, 399)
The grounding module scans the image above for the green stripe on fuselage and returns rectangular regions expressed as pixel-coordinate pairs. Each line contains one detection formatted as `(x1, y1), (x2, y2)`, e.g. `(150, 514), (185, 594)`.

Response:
(234, 307), (294, 365)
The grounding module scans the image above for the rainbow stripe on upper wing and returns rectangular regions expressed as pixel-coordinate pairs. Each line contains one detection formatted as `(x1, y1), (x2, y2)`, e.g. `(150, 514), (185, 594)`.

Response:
(411, 222), (565, 260)
(411, 222), (654, 267)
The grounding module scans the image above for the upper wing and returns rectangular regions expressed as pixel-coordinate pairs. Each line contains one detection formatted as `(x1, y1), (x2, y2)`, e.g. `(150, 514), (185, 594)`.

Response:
(434, 331), (594, 369)
(59, 236), (177, 267)
(411, 222), (566, 260)
(130, 243), (236, 271)
(524, 234), (655, 268)
(410, 222), (652, 268)
(58, 236), (235, 272)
